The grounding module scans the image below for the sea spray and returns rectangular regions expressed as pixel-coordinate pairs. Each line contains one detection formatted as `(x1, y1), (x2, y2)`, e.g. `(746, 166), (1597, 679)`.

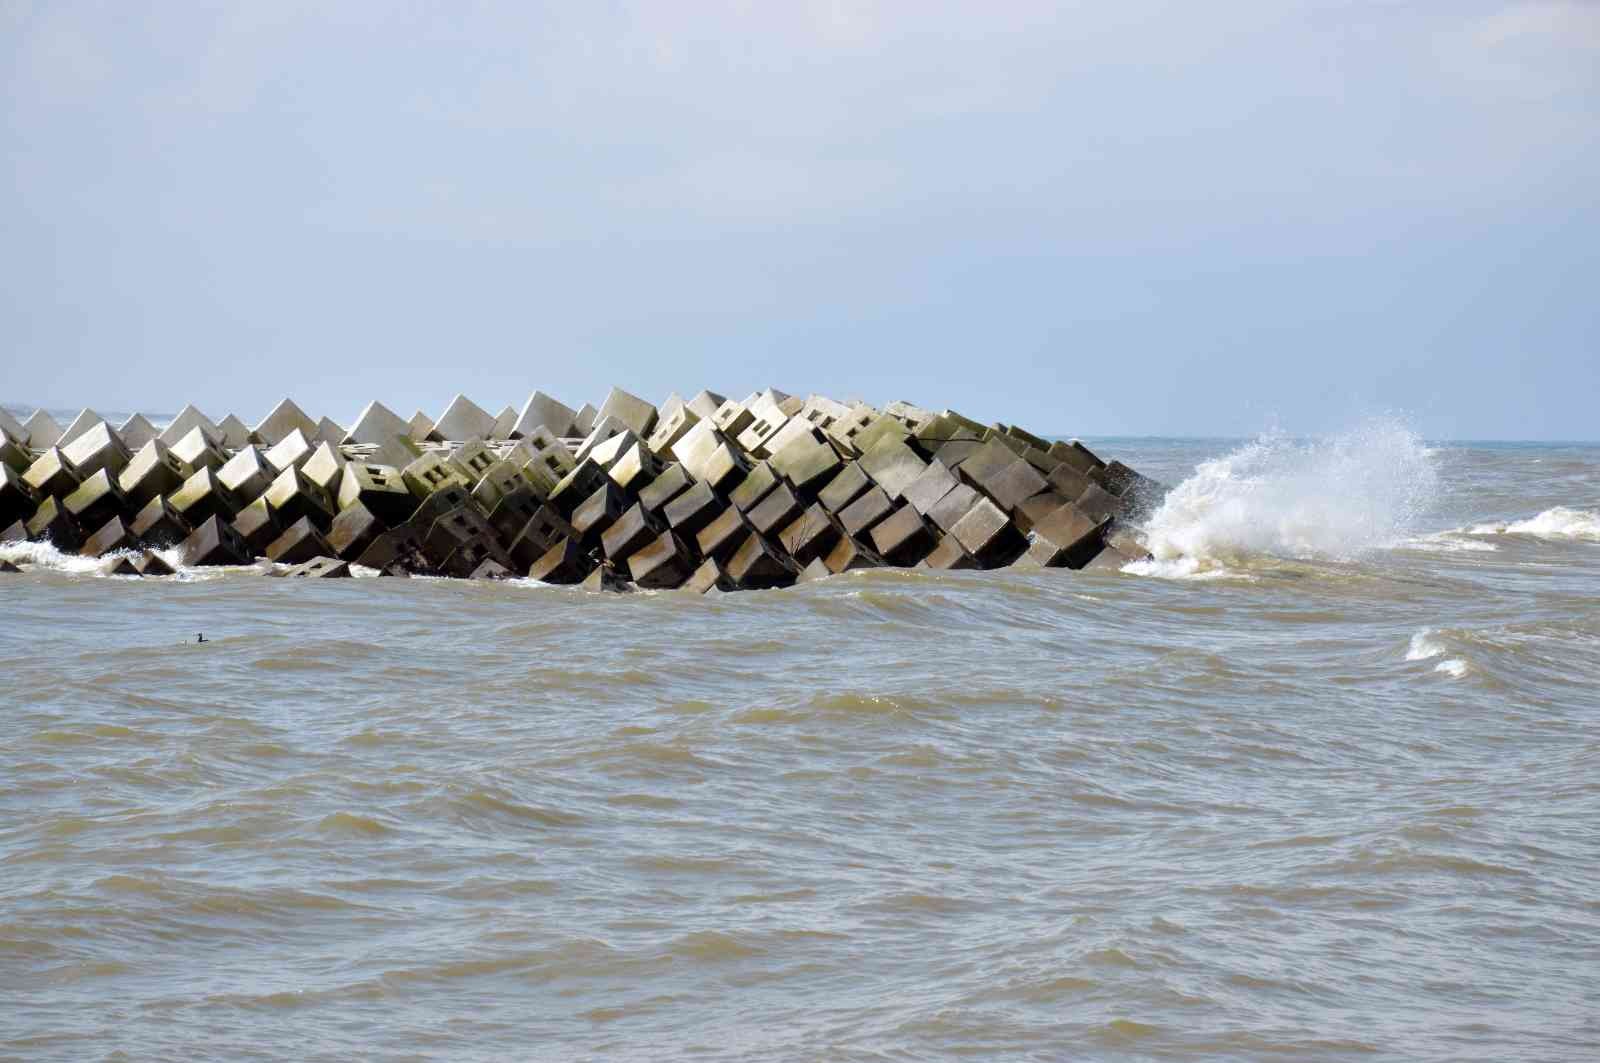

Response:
(1129, 417), (1438, 574)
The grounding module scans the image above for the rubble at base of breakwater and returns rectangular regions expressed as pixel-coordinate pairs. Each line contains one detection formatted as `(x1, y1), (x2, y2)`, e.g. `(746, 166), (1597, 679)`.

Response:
(0, 389), (1164, 590)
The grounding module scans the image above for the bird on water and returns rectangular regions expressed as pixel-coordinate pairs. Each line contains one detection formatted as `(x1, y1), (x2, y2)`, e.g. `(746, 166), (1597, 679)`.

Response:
(196, 633), (207, 644)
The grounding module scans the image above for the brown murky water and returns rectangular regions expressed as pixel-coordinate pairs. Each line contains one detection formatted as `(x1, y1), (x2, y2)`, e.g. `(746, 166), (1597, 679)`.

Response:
(3, 435), (1598, 1060)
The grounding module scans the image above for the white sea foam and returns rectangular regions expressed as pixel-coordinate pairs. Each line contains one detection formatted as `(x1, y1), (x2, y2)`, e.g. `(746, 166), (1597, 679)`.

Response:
(1406, 628), (1446, 661)
(1434, 659), (1469, 678)
(1128, 418), (1438, 577)
(0, 540), (199, 578)
(1464, 507), (1600, 542)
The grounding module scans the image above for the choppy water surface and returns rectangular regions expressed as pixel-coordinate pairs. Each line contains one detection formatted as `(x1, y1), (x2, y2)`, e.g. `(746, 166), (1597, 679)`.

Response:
(3, 431), (1598, 1061)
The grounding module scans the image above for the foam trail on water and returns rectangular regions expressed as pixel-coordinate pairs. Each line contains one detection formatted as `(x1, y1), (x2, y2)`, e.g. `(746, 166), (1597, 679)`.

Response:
(1126, 417), (1438, 578)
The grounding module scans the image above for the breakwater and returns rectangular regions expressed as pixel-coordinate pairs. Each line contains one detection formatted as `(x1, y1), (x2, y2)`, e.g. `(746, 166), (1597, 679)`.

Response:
(0, 389), (1163, 589)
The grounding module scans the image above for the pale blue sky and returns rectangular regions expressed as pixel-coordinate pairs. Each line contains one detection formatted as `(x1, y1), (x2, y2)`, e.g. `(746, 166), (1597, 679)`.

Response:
(3, 1), (1596, 439)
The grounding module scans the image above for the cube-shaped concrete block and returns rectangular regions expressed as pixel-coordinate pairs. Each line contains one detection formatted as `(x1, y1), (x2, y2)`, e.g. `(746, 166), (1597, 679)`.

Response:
(927, 483), (980, 535)
(769, 434), (841, 498)
(728, 460), (779, 513)
(1046, 462), (1093, 502)
(118, 440), (187, 510)
(663, 480), (724, 538)
(628, 530), (695, 589)
(62, 469), (129, 534)
(181, 514), (250, 566)
(217, 414), (254, 449)
(170, 427), (228, 477)
(635, 463), (693, 515)
(62, 422), (131, 481)
(608, 441), (665, 493)
(24, 447), (82, 500)
(339, 462), (414, 524)
(646, 406), (700, 459)
(573, 416), (633, 466)
(0, 430), (29, 475)
(489, 406), (518, 442)
(711, 399), (756, 439)
(252, 398), (319, 447)
(748, 482), (802, 536)
(950, 496), (1026, 567)
(285, 556), (352, 579)
(0, 464), (41, 528)
(1013, 491), (1070, 536)
(868, 505), (936, 566)
(22, 409), (64, 450)
(1074, 482), (1125, 524)
(170, 467), (243, 526)
(527, 536), (593, 584)
(1048, 439), (1104, 475)
(697, 442), (750, 495)
(570, 481), (630, 547)
(572, 403), (599, 435)
(837, 484), (895, 539)
(920, 534), (977, 570)
(822, 403), (878, 456)
(133, 550), (175, 576)
(0, 408), (28, 447)
(80, 515), (135, 558)
(264, 429), (316, 473)
(932, 439), (985, 470)
(726, 533), (796, 590)
(130, 495), (192, 548)
(507, 505), (579, 572)
(230, 496), (283, 556)
(218, 445), (278, 503)
(900, 461), (959, 516)
(736, 411), (790, 459)
(342, 401), (413, 445)
(300, 442), (347, 499)
(266, 516), (334, 565)
(264, 466), (336, 531)
(686, 390), (725, 421)
(354, 525), (429, 574)
(859, 438), (927, 501)
(451, 439), (499, 482)
(547, 458), (613, 516)
(817, 462), (872, 514)
(326, 501), (386, 561)
(695, 506), (752, 565)
(483, 483), (543, 541)
(600, 502), (664, 562)
(26, 497), (81, 549)
(682, 557), (733, 594)
(57, 409), (108, 448)
(1028, 502), (1108, 569)
(778, 503), (842, 566)
(513, 391), (579, 439)
(598, 387), (658, 438)
(433, 394), (497, 441)
(402, 452), (473, 501)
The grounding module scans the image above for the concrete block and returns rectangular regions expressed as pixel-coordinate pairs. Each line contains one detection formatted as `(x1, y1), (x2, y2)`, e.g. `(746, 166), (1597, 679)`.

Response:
(230, 496), (282, 556)
(342, 401), (413, 445)
(510, 428), (576, 494)
(0, 430), (29, 474)
(682, 557), (733, 594)
(572, 416), (632, 466)
(158, 405), (222, 449)
(932, 439), (985, 469)
(218, 445), (278, 502)
(130, 495), (192, 548)
(769, 433), (841, 497)
(286, 556), (352, 579)
(132, 551), (175, 576)
(266, 516), (334, 564)
(598, 387), (658, 438)
(1014, 491), (1070, 536)
(797, 557), (832, 583)
(822, 403), (878, 455)
(507, 505), (578, 571)
(117, 413), (159, 450)
(585, 429), (641, 470)
(104, 555), (143, 577)
(686, 390), (725, 420)
(80, 515), (134, 558)
(1004, 424), (1051, 451)
(0, 519), (25, 544)
(984, 428), (1026, 457)
(28, 497), (81, 548)
(401, 451), (473, 501)
(21, 410), (64, 450)
(726, 533), (797, 589)
(0, 407), (28, 446)
(181, 514), (250, 566)
(695, 506), (752, 565)
(868, 505), (936, 566)
(1019, 445), (1059, 476)
(0, 557), (19, 572)
(913, 410), (987, 446)
(300, 442), (347, 499)
(434, 394), (496, 441)
(601, 502), (665, 562)
(736, 409), (790, 458)
(900, 461), (959, 516)
(1046, 461), (1093, 500)
(851, 413), (913, 457)
(859, 438), (928, 501)
(253, 398), (319, 447)
(170, 426), (228, 476)
(1104, 521), (1152, 562)
(573, 403), (599, 435)
(926, 482), (980, 535)
(1096, 460), (1167, 514)
(409, 410), (443, 443)
(646, 405), (700, 459)
(338, 462), (414, 524)
(170, 467), (243, 526)
(837, 484), (895, 539)
(513, 391), (578, 439)
(748, 481), (802, 536)
(635, 463), (693, 515)
(451, 439), (499, 482)
(479, 479), (540, 540)
(952, 439), (1014, 489)
(547, 458), (613, 516)
(354, 525), (429, 574)
(697, 442), (751, 495)
(62, 469), (129, 534)
(763, 416), (823, 460)
(1048, 439), (1105, 475)
(663, 480), (724, 538)
(668, 417), (721, 471)
(0, 464), (41, 528)
(816, 463), (871, 514)
(799, 394), (852, 433)
(608, 441), (666, 493)
(920, 533), (977, 570)
(658, 392), (685, 424)
(315, 417), (345, 448)
(778, 503), (842, 566)
(264, 428), (315, 473)
(430, 515), (515, 578)
(729, 460), (779, 513)
(1027, 502), (1108, 569)
(367, 434), (424, 471)
(61, 421), (130, 480)
(22, 448), (79, 499)
(711, 399), (756, 439)
(57, 409), (108, 448)
(326, 500), (385, 560)
(628, 530), (695, 588)
(582, 563), (634, 593)
(1074, 482), (1125, 524)
(264, 466), (336, 530)
(984, 458), (1050, 513)
(217, 414), (253, 449)
(570, 481), (630, 547)
(950, 496), (1027, 566)
(883, 399), (934, 429)
(118, 440), (187, 510)
(490, 406), (518, 442)
(470, 557), (516, 580)
(527, 536), (593, 584)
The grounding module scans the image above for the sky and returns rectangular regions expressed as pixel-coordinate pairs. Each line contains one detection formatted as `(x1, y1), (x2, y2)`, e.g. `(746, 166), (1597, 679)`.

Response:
(2, 0), (1596, 439)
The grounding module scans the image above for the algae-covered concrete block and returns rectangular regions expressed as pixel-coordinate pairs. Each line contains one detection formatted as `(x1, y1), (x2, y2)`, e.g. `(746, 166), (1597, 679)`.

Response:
(489, 406), (518, 442)
(769, 433), (841, 498)
(130, 495), (192, 548)
(601, 502), (664, 561)
(950, 496), (1026, 567)
(736, 409), (790, 459)
(181, 514), (250, 566)
(635, 463), (693, 515)
(695, 506), (752, 565)
(158, 405), (222, 448)
(573, 416), (632, 466)
(300, 442), (347, 499)
(170, 467), (243, 526)
(433, 394), (496, 441)
(342, 401), (413, 445)
(133, 550), (175, 576)
(778, 503), (842, 566)
(1048, 440), (1104, 475)
(981, 458), (1049, 513)
(253, 398), (319, 447)
(408, 410), (443, 443)
(919, 532), (976, 571)
(264, 466), (336, 530)
(117, 413), (159, 450)
(217, 414), (254, 449)
(1012, 491), (1068, 536)
(686, 390), (725, 421)
(0, 430), (29, 475)
(682, 557), (732, 594)
(748, 481), (802, 536)
(628, 530), (695, 589)
(859, 438), (927, 501)
(0, 519), (26, 543)
(598, 387), (658, 438)
(798, 557), (832, 582)
(285, 556), (352, 579)
(823, 402), (878, 455)
(451, 439), (499, 482)
(837, 484), (895, 539)
(926, 483), (980, 535)
(547, 458), (613, 516)
(711, 399), (756, 439)
(513, 391), (579, 439)
(817, 462), (871, 514)
(338, 462), (414, 524)
(266, 516), (334, 564)
(527, 536), (593, 584)
(264, 428), (315, 473)
(507, 505), (578, 572)
(663, 480), (724, 538)
(932, 439), (984, 470)
(326, 500), (385, 561)
(470, 459), (530, 518)
(57, 409), (108, 448)
(1074, 482), (1125, 524)
(608, 441), (666, 493)
(0, 464), (41, 528)
(26, 497), (81, 549)
(900, 460), (959, 516)
(218, 445), (278, 503)
(570, 480), (630, 547)
(170, 426), (228, 476)
(728, 460), (779, 513)
(868, 505), (936, 566)
(646, 405), (700, 459)
(850, 413), (913, 457)
(24, 447), (82, 499)
(1026, 502), (1108, 569)
(726, 533), (796, 589)
(401, 451), (473, 501)
(230, 496), (282, 556)
(117, 440), (188, 510)
(80, 515), (134, 558)
(62, 469), (130, 533)
(1046, 462), (1093, 501)
(354, 525), (429, 574)
(22, 409), (64, 450)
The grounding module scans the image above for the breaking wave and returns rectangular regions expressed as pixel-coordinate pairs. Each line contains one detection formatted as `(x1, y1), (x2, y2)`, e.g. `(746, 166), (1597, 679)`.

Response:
(1465, 507), (1600, 543)
(0, 540), (195, 578)
(1126, 418), (1438, 577)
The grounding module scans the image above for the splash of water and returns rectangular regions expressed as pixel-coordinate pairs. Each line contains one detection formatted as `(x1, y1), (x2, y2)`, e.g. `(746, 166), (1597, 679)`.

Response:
(1467, 507), (1600, 542)
(1130, 418), (1438, 574)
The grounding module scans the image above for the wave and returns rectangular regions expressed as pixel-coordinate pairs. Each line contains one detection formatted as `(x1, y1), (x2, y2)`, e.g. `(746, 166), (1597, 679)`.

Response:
(1405, 627), (1468, 678)
(1126, 417), (1438, 577)
(1465, 507), (1600, 543)
(0, 540), (199, 578)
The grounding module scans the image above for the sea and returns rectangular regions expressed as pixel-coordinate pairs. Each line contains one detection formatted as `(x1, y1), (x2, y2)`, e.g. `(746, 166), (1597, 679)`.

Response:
(2, 417), (1597, 1061)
